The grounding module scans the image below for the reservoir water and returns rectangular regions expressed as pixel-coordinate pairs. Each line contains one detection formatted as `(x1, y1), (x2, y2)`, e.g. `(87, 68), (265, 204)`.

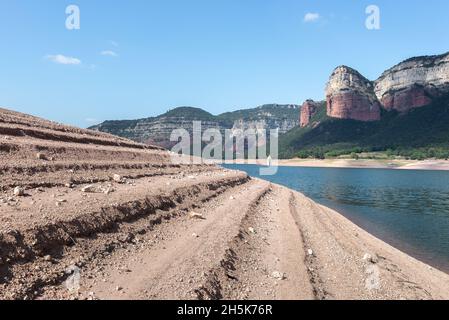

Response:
(223, 164), (449, 273)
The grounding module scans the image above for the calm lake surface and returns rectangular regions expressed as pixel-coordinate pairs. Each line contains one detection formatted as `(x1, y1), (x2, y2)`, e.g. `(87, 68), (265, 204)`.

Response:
(222, 164), (449, 273)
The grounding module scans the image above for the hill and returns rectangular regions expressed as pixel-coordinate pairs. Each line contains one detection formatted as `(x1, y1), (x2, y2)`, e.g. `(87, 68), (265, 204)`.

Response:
(280, 95), (449, 160)
(90, 104), (300, 149)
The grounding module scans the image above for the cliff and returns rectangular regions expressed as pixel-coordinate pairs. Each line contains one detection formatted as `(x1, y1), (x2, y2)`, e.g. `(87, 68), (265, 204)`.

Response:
(91, 104), (300, 149)
(300, 100), (319, 127)
(324, 52), (449, 122)
(375, 52), (449, 112)
(325, 66), (381, 122)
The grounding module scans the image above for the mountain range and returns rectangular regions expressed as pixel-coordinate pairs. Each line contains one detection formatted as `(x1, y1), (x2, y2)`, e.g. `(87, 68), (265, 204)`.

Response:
(92, 51), (449, 160)
(90, 104), (300, 149)
(281, 52), (449, 159)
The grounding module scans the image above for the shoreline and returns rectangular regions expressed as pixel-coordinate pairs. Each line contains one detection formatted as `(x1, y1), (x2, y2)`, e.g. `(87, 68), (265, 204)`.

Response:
(266, 179), (449, 299)
(223, 158), (449, 171)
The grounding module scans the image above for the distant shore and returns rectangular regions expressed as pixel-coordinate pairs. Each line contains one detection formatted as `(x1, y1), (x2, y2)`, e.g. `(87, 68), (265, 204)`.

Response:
(223, 158), (449, 171)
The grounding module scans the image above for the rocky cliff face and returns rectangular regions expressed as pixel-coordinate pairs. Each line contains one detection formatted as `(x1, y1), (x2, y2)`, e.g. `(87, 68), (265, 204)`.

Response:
(375, 53), (449, 112)
(326, 66), (381, 121)
(325, 53), (449, 121)
(92, 105), (300, 149)
(300, 100), (321, 127)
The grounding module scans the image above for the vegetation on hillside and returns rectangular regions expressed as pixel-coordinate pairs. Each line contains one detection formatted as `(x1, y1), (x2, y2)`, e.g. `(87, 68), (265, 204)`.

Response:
(279, 95), (449, 160)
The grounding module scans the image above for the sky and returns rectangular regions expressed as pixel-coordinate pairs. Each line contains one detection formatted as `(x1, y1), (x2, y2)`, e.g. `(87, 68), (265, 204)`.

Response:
(1, 0), (449, 127)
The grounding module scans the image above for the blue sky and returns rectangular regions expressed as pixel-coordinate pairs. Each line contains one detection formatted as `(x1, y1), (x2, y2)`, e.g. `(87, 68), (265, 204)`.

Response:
(1, 0), (449, 127)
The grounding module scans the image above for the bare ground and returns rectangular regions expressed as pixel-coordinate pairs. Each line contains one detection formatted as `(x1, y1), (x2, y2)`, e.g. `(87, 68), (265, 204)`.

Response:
(1, 107), (449, 300)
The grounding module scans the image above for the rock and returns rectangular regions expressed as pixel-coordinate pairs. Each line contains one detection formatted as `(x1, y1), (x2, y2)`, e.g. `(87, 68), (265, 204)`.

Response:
(113, 174), (124, 183)
(363, 253), (379, 264)
(325, 53), (449, 120)
(44, 255), (52, 262)
(375, 53), (449, 113)
(90, 105), (300, 150)
(300, 100), (321, 127)
(192, 233), (199, 238)
(116, 286), (122, 292)
(248, 227), (256, 234)
(326, 66), (381, 122)
(307, 249), (314, 256)
(188, 211), (205, 220)
(104, 187), (114, 195)
(36, 153), (47, 160)
(13, 186), (25, 197)
(379, 84), (433, 113)
(119, 233), (135, 243)
(271, 271), (286, 280)
(81, 185), (97, 193)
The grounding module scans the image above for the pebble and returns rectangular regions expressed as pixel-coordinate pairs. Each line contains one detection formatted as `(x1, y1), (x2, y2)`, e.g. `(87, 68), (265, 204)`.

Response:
(36, 153), (47, 160)
(81, 185), (96, 193)
(13, 186), (25, 197)
(189, 211), (205, 220)
(363, 253), (379, 264)
(271, 271), (286, 280)
(113, 174), (124, 183)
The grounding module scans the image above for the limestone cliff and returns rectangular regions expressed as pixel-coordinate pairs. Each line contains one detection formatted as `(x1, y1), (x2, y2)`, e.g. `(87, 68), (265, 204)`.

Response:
(325, 66), (381, 121)
(324, 52), (449, 121)
(374, 52), (449, 112)
(91, 105), (300, 149)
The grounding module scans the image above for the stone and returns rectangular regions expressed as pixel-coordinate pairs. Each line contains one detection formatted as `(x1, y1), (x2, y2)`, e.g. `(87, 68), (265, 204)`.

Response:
(188, 211), (205, 220)
(113, 174), (124, 183)
(81, 185), (97, 193)
(271, 271), (286, 280)
(13, 186), (25, 197)
(362, 253), (379, 264)
(120, 233), (135, 243)
(36, 153), (47, 160)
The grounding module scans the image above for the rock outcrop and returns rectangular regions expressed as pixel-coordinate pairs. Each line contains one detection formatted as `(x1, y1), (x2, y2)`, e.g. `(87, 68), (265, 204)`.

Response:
(92, 105), (300, 148)
(324, 52), (449, 121)
(300, 100), (320, 127)
(375, 53), (449, 112)
(326, 66), (381, 122)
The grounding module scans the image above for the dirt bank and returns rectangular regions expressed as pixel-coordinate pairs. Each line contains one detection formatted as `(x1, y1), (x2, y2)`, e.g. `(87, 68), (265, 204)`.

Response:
(1, 107), (448, 300)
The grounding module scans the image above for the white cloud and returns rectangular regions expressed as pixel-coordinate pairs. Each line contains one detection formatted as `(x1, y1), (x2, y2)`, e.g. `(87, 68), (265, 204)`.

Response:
(100, 50), (118, 57)
(304, 13), (320, 23)
(45, 54), (81, 65)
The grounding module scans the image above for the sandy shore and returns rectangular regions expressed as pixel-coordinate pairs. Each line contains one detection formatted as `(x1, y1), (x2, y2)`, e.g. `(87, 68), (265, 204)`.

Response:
(223, 158), (449, 171)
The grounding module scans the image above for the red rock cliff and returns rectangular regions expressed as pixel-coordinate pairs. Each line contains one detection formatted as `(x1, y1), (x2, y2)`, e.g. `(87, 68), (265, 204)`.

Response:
(300, 100), (320, 127)
(326, 66), (381, 122)
(374, 52), (449, 113)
